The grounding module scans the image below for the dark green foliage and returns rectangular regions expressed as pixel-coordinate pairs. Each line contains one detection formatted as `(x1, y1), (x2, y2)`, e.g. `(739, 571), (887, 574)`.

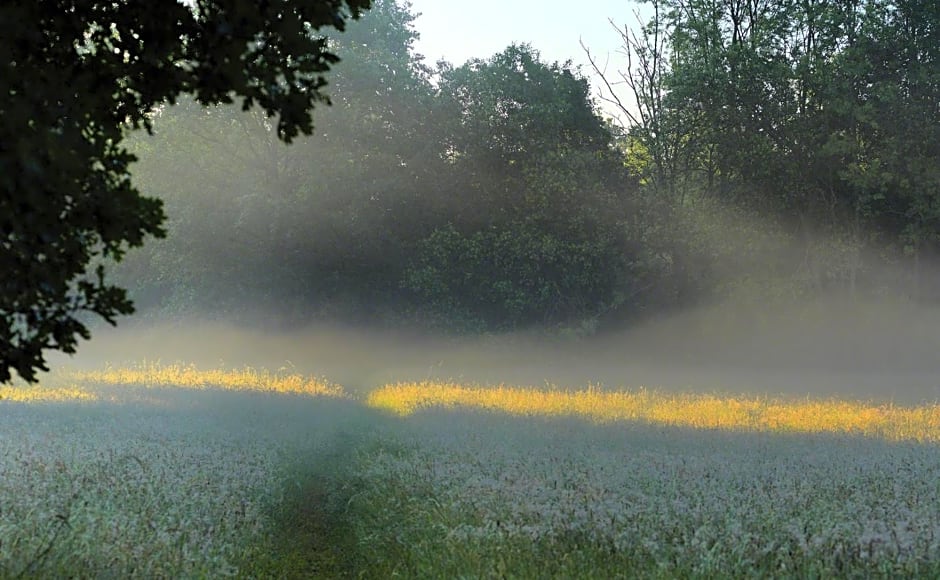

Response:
(0, 0), (371, 382)
(404, 222), (632, 331)
(117, 37), (653, 332)
(611, 0), (940, 300)
(402, 46), (643, 330)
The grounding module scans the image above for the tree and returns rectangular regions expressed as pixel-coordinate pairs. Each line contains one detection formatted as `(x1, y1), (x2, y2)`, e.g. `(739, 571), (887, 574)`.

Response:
(403, 45), (649, 331)
(0, 0), (371, 383)
(583, 0), (693, 204)
(593, 0), (940, 306)
(112, 0), (435, 325)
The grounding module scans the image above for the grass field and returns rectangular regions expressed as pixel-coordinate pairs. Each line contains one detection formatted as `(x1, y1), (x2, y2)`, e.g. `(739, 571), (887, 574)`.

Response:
(3, 364), (940, 577)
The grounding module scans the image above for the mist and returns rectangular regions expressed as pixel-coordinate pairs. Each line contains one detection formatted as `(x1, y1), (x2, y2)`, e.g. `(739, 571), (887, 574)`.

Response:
(54, 0), (938, 408)
(52, 289), (940, 406)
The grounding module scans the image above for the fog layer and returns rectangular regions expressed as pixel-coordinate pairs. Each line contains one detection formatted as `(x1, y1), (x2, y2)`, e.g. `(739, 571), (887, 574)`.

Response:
(55, 296), (940, 405)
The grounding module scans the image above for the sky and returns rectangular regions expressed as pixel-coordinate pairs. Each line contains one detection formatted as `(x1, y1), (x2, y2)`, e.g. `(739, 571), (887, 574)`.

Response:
(405, 0), (651, 122)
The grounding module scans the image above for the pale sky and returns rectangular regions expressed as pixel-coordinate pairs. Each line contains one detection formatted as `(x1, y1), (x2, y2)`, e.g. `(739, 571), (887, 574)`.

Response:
(406, 0), (651, 122)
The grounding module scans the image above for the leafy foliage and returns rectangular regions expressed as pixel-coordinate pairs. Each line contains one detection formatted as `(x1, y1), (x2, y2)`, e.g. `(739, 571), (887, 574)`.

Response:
(117, 18), (661, 332)
(596, 0), (940, 301)
(403, 46), (643, 330)
(0, 0), (370, 382)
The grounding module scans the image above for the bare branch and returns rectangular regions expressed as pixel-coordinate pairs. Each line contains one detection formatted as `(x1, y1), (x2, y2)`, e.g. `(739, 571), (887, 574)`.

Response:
(580, 37), (640, 127)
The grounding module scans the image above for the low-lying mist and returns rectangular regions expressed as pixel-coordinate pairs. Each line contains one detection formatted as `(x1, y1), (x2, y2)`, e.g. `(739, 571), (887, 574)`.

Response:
(52, 296), (940, 405)
(70, 187), (940, 405)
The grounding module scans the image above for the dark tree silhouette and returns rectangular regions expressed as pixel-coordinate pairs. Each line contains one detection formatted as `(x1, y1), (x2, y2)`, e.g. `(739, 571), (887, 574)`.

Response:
(0, 0), (371, 382)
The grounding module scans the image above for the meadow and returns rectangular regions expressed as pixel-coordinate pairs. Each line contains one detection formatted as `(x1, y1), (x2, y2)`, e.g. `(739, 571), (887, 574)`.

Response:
(3, 363), (940, 577)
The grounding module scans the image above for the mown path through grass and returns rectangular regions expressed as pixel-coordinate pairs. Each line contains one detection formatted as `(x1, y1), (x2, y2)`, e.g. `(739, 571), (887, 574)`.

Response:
(0, 369), (382, 577)
(238, 432), (367, 578)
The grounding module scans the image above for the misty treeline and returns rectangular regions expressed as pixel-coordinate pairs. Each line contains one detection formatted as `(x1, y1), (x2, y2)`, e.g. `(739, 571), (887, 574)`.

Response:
(116, 0), (939, 335)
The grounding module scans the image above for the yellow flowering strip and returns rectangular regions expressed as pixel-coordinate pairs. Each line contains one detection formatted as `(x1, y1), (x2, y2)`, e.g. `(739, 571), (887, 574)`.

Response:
(367, 381), (940, 442)
(65, 363), (346, 398)
(0, 384), (98, 403)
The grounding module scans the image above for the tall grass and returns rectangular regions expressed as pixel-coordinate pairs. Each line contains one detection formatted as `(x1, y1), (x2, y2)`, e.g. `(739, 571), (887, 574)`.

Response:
(0, 366), (360, 577)
(0, 383), (98, 403)
(345, 408), (940, 578)
(7, 363), (940, 577)
(63, 361), (345, 398)
(368, 381), (940, 441)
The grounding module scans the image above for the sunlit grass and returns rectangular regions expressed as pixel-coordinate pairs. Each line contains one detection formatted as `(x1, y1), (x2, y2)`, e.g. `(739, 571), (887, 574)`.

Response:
(63, 362), (346, 398)
(0, 383), (98, 403)
(367, 381), (940, 442)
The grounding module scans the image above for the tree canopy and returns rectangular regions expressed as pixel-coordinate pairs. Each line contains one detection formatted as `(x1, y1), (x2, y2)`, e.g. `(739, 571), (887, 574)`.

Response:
(591, 0), (940, 303)
(117, 0), (940, 340)
(0, 0), (371, 382)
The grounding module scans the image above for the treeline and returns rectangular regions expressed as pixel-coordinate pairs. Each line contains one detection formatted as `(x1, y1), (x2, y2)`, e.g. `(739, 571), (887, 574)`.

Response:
(117, 0), (939, 334)
(605, 0), (940, 302)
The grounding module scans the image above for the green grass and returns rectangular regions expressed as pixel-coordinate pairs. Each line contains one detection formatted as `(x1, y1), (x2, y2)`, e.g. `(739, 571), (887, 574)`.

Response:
(236, 450), (360, 578)
(336, 410), (940, 579)
(8, 367), (940, 577)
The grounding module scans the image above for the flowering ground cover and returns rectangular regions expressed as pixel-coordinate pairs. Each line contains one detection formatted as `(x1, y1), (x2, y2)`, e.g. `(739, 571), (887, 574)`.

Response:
(0, 370), (368, 577)
(347, 408), (940, 578)
(4, 365), (940, 577)
(353, 382), (940, 577)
